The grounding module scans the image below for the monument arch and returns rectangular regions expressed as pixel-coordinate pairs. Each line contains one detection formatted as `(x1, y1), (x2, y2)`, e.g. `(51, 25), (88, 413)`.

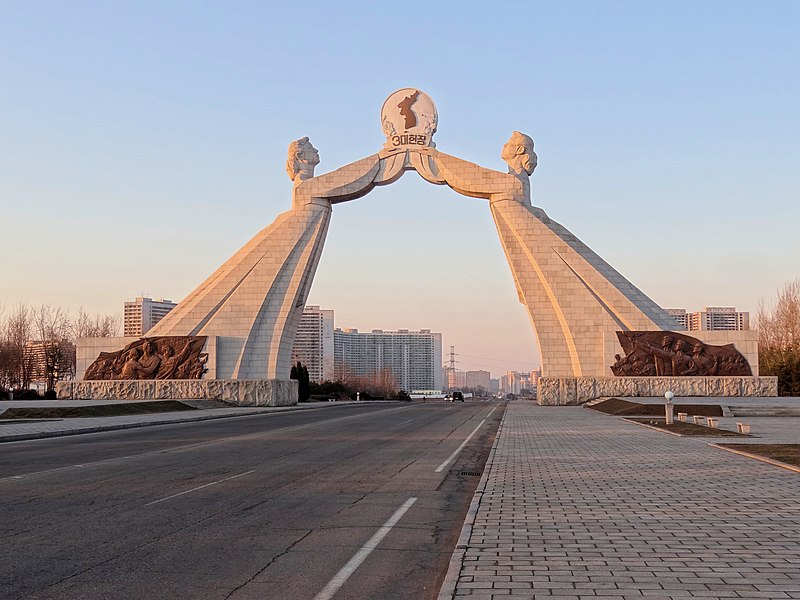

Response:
(146, 88), (676, 380)
(70, 89), (770, 404)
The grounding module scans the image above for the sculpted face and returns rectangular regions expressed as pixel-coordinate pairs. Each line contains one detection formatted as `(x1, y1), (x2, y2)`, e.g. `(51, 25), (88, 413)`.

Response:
(298, 140), (320, 167)
(286, 137), (319, 181)
(502, 131), (537, 176)
(501, 138), (520, 162)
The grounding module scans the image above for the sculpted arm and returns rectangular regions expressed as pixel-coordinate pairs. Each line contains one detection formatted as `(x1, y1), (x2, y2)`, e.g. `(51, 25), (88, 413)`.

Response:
(286, 136), (382, 207)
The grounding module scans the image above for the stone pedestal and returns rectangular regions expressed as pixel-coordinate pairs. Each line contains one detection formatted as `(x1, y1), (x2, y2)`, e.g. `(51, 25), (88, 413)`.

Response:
(538, 376), (778, 405)
(56, 379), (298, 407)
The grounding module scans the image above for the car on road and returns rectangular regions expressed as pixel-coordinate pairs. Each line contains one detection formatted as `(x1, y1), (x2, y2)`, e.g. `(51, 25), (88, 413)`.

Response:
(451, 391), (464, 402)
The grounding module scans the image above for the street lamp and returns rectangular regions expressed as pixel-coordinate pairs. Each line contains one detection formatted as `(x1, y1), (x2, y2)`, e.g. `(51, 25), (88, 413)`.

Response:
(664, 390), (674, 425)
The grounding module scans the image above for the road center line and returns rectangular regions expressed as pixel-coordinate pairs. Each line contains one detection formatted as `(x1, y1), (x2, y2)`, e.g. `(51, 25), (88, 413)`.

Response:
(434, 419), (486, 473)
(145, 470), (255, 506)
(313, 497), (418, 600)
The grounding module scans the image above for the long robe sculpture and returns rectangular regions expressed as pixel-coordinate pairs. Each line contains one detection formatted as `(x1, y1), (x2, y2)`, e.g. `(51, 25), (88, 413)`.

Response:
(143, 89), (675, 380)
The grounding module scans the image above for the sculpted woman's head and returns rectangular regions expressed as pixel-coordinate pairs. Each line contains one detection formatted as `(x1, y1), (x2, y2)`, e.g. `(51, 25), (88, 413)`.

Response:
(286, 137), (320, 181)
(502, 131), (537, 176)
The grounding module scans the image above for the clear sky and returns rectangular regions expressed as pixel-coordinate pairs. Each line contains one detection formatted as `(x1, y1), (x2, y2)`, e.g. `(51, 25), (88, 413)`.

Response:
(2, 1), (799, 376)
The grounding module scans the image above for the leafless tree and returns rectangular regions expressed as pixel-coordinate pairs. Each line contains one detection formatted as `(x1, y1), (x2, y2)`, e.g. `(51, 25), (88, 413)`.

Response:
(757, 278), (800, 395)
(5, 304), (35, 390)
(72, 307), (120, 339)
(33, 304), (74, 393)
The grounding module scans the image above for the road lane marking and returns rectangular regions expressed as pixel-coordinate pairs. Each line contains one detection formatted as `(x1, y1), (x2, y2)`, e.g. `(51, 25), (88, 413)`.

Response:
(313, 497), (418, 600)
(434, 419), (486, 473)
(487, 404), (499, 417)
(145, 470), (255, 506)
(397, 419), (414, 425)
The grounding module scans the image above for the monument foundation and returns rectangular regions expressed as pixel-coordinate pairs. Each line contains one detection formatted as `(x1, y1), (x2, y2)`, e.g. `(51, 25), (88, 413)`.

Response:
(71, 89), (766, 407)
(538, 376), (778, 405)
(56, 379), (297, 406)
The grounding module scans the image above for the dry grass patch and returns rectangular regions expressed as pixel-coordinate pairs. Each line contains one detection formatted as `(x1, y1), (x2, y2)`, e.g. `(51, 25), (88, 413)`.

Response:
(718, 444), (800, 467)
(0, 401), (197, 420)
(625, 417), (746, 436)
(590, 398), (723, 417)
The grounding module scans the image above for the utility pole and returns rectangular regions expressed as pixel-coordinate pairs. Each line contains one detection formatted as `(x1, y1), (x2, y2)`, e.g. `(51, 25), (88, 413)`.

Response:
(445, 345), (459, 389)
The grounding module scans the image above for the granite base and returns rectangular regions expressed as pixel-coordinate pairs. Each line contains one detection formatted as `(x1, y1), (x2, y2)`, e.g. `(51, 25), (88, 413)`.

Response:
(538, 376), (779, 406)
(56, 379), (298, 407)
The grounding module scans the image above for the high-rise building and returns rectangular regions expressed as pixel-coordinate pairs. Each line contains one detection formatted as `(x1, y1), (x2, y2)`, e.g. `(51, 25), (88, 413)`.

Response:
(500, 370), (538, 394)
(334, 328), (443, 391)
(664, 308), (689, 331)
(123, 297), (177, 337)
(26, 340), (76, 388)
(465, 370), (491, 390)
(290, 305), (334, 383)
(665, 307), (749, 331)
(688, 307), (750, 331)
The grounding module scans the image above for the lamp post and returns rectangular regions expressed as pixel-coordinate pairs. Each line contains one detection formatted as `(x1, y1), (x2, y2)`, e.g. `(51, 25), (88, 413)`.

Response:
(664, 390), (674, 425)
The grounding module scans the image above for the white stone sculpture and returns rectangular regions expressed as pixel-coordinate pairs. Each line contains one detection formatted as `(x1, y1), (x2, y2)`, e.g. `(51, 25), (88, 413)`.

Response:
(133, 89), (677, 384)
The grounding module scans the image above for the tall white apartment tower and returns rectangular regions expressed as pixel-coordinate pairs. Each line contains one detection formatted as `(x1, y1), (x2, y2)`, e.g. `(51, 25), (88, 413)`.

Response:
(123, 297), (177, 337)
(290, 305), (335, 383)
(664, 308), (689, 331)
(689, 307), (750, 331)
(334, 329), (444, 391)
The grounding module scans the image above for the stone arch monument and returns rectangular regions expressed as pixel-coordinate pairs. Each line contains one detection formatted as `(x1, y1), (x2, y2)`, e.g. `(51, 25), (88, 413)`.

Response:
(70, 89), (771, 404)
(149, 87), (676, 377)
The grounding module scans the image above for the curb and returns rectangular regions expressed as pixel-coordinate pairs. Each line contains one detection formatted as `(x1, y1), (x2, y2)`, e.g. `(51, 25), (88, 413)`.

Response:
(709, 443), (800, 473)
(437, 406), (506, 600)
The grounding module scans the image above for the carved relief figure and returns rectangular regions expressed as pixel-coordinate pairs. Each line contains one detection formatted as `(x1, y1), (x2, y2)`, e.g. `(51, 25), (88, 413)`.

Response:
(84, 336), (208, 381)
(691, 342), (719, 376)
(612, 331), (752, 377)
(118, 348), (143, 380)
(137, 341), (161, 379)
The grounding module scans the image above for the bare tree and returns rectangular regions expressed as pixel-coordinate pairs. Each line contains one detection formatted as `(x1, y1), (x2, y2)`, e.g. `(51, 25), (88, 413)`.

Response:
(6, 303), (34, 390)
(757, 278), (800, 395)
(72, 307), (120, 339)
(33, 304), (74, 393)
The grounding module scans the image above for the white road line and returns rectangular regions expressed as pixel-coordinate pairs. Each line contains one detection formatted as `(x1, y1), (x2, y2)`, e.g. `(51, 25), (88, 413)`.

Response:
(145, 470), (255, 506)
(397, 419), (414, 425)
(487, 404), (499, 417)
(434, 419), (486, 473)
(313, 497), (418, 600)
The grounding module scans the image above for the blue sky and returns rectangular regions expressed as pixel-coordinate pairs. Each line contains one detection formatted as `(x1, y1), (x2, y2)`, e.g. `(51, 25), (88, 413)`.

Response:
(2, 1), (798, 375)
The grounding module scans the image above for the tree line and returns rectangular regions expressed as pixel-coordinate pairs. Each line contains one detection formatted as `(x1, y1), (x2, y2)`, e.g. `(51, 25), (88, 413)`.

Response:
(0, 303), (119, 394)
(757, 278), (800, 395)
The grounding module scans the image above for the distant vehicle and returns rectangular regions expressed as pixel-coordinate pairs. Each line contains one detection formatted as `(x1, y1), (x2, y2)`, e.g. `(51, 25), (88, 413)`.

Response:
(452, 391), (464, 402)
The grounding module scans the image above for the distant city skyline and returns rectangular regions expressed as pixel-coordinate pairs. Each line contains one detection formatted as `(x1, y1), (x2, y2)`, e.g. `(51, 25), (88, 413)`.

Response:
(2, 2), (798, 374)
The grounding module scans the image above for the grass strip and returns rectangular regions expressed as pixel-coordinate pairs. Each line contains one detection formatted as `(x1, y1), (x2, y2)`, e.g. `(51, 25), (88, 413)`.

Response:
(0, 401), (196, 420)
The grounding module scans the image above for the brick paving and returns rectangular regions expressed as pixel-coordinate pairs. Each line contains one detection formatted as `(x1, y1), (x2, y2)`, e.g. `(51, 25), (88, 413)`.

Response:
(440, 402), (800, 599)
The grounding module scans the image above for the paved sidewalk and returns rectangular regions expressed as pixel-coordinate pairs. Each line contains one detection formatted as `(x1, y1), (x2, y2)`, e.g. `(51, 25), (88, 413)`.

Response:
(440, 402), (800, 599)
(0, 400), (353, 443)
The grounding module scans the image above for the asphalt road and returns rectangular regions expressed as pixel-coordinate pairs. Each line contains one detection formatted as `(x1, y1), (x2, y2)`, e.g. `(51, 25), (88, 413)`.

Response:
(1, 401), (505, 600)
